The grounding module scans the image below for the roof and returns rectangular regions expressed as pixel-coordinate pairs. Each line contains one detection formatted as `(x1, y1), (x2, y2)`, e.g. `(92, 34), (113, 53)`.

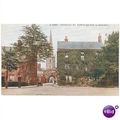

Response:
(57, 41), (104, 50)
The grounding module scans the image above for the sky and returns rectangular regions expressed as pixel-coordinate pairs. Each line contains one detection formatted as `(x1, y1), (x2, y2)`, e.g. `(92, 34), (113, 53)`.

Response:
(1, 24), (119, 68)
(1, 24), (119, 51)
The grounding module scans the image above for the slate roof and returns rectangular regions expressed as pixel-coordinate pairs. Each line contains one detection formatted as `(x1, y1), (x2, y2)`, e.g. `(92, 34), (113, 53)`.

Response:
(57, 41), (103, 50)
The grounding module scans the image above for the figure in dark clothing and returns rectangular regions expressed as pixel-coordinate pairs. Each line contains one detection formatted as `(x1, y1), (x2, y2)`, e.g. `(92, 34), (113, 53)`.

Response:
(18, 77), (21, 88)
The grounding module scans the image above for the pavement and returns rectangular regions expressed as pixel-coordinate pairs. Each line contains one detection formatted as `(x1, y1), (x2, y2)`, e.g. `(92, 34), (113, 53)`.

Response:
(1, 84), (119, 96)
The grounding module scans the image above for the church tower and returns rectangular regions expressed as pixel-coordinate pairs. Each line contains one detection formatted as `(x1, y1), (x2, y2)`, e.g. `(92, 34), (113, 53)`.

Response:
(98, 33), (102, 43)
(46, 30), (55, 70)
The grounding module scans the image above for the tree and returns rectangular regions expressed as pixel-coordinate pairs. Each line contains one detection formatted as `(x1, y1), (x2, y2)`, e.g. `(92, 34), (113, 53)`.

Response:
(103, 32), (119, 85)
(13, 24), (52, 84)
(2, 47), (19, 88)
(94, 32), (119, 86)
(57, 49), (98, 84)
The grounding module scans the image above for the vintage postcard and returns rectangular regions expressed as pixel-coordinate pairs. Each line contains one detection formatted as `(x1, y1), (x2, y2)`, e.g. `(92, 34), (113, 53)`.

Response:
(1, 24), (119, 95)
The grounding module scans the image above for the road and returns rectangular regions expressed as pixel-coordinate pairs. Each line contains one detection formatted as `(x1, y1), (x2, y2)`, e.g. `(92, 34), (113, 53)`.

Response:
(1, 84), (119, 96)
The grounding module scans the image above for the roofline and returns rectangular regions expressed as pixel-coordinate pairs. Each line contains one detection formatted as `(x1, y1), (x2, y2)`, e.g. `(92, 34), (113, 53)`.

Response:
(57, 48), (102, 51)
(57, 41), (100, 43)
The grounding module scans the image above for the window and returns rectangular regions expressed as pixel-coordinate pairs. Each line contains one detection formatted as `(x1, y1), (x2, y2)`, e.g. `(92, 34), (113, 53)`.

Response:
(76, 65), (79, 70)
(49, 59), (51, 63)
(65, 64), (70, 69)
(81, 51), (85, 61)
(85, 67), (88, 71)
(96, 52), (98, 56)
(65, 54), (69, 58)
(81, 52), (84, 55)
(81, 55), (84, 61)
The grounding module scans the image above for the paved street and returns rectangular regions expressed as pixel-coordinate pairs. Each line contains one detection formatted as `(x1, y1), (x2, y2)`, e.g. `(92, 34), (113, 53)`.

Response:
(1, 84), (119, 96)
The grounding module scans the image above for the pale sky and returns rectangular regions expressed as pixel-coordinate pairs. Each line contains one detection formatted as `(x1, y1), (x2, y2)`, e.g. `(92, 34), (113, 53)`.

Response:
(1, 24), (119, 69)
(1, 24), (119, 51)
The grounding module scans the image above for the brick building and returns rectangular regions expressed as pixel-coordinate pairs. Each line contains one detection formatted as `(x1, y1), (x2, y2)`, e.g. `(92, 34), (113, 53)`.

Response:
(2, 30), (56, 86)
(2, 59), (38, 85)
(57, 34), (104, 82)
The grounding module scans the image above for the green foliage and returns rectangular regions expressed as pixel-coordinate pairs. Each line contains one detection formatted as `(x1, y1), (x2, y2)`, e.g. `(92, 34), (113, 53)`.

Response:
(13, 24), (53, 62)
(2, 47), (19, 71)
(11, 24), (53, 85)
(57, 49), (98, 83)
(94, 32), (119, 86)
(57, 32), (119, 87)
(2, 47), (19, 88)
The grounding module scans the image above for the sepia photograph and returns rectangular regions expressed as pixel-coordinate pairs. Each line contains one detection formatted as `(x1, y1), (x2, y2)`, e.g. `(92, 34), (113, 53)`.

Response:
(1, 24), (119, 95)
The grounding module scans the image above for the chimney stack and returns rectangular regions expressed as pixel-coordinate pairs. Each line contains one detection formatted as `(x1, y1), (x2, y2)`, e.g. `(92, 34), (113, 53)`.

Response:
(98, 33), (102, 43)
(64, 36), (68, 42)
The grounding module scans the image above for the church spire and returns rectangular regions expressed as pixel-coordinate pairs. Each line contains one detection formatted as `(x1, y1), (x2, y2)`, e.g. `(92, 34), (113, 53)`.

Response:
(49, 29), (53, 56)
(50, 30), (52, 45)
(46, 30), (55, 70)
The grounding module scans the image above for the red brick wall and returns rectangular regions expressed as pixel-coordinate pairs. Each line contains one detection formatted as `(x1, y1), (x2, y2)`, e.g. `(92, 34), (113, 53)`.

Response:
(2, 61), (38, 84)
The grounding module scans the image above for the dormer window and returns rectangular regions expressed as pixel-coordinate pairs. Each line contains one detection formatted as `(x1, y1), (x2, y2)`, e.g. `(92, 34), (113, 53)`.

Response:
(81, 55), (84, 61)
